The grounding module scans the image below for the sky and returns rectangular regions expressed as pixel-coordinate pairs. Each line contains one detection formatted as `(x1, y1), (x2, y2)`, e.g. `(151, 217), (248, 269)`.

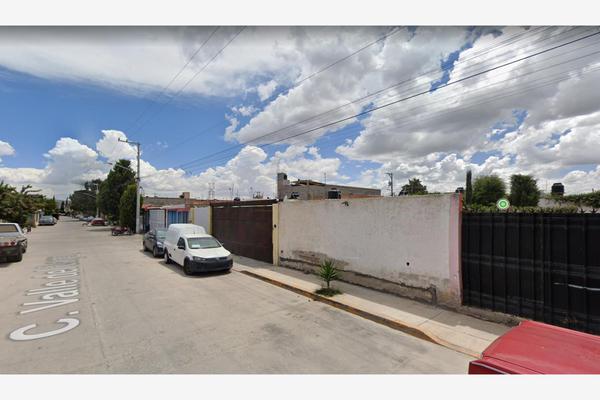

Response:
(1, 26), (600, 200)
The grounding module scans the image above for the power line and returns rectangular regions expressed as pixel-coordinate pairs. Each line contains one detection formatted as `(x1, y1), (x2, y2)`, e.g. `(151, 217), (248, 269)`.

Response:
(173, 29), (600, 175)
(243, 30), (600, 150)
(104, 27), (221, 158)
(178, 58), (600, 176)
(143, 26), (403, 159)
(126, 27), (221, 133)
(306, 62), (600, 158)
(173, 26), (582, 171)
(129, 26), (247, 139)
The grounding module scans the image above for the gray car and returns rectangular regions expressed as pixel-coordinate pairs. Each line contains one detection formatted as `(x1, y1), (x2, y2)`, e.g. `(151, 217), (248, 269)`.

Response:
(39, 215), (56, 226)
(0, 223), (28, 262)
(143, 228), (168, 257)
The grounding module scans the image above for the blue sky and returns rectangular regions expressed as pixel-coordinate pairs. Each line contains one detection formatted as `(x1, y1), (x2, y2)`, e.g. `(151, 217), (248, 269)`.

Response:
(0, 66), (232, 170)
(1, 26), (599, 198)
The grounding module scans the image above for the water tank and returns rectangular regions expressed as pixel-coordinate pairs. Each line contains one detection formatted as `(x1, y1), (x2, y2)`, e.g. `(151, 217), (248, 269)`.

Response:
(551, 183), (564, 196)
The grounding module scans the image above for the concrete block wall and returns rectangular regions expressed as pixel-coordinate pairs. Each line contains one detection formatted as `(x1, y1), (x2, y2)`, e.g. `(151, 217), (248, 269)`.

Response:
(277, 194), (462, 307)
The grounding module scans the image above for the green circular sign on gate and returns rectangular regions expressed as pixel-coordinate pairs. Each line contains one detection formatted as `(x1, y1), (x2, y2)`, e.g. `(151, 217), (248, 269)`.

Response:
(497, 198), (510, 210)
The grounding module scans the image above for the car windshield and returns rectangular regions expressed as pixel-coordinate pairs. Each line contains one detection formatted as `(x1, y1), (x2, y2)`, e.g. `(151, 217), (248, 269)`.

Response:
(41, 216), (53, 221)
(156, 230), (167, 239)
(187, 237), (221, 249)
(0, 225), (18, 233)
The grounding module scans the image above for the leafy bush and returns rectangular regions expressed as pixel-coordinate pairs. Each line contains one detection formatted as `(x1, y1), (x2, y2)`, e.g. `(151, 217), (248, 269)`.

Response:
(472, 175), (506, 206)
(509, 174), (540, 207)
(463, 204), (582, 214)
(559, 191), (600, 209)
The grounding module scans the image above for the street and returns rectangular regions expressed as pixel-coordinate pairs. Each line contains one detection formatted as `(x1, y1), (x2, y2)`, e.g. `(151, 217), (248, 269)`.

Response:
(0, 217), (471, 373)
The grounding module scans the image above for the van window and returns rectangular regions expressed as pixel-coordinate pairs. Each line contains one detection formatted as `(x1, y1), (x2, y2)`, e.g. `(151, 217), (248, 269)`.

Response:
(177, 237), (186, 249)
(187, 237), (221, 249)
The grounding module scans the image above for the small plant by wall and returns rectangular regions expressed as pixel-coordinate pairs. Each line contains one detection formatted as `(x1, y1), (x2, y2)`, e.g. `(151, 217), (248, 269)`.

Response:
(315, 259), (342, 297)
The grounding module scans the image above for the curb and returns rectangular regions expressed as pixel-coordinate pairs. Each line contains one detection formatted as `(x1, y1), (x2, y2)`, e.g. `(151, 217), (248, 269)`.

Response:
(238, 269), (481, 358)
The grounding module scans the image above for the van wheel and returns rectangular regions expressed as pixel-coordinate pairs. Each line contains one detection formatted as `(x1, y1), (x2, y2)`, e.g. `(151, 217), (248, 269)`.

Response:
(164, 251), (171, 264)
(183, 259), (192, 276)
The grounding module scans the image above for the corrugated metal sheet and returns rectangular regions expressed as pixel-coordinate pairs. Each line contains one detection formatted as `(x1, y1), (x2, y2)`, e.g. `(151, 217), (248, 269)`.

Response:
(167, 210), (189, 226)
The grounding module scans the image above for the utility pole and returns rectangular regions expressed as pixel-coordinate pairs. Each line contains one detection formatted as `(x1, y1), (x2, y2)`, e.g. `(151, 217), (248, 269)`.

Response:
(118, 138), (141, 233)
(91, 183), (100, 218)
(386, 172), (394, 196)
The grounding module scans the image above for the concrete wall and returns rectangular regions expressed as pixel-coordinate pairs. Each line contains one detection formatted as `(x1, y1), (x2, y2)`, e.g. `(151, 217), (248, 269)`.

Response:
(278, 194), (462, 307)
(191, 206), (210, 232)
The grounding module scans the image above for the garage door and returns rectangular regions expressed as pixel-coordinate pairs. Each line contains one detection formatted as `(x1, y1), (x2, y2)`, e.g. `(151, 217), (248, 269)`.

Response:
(211, 200), (275, 263)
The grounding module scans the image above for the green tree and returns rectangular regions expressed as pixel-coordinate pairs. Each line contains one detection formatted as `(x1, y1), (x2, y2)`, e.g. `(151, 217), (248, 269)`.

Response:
(400, 178), (428, 195)
(465, 169), (473, 205)
(0, 182), (49, 225)
(119, 183), (142, 231)
(43, 196), (57, 215)
(98, 160), (135, 222)
(472, 175), (507, 206)
(509, 174), (540, 207)
(69, 189), (97, 216)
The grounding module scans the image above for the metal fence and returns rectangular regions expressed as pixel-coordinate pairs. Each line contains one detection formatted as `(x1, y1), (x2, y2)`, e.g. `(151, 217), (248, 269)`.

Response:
(462, 213), (600, 334)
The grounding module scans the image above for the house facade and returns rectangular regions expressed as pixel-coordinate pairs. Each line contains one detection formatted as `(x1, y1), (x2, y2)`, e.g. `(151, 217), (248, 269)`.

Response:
(276, 172), (381, 201)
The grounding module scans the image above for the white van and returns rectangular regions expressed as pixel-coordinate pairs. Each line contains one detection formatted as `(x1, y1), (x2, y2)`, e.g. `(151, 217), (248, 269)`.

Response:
(163, 224), (232, 275)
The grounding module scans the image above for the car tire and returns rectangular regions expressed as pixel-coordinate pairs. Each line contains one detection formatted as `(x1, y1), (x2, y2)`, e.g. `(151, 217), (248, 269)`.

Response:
(153, 246), (159, 258)
(142, 242), (147, 251)
(21, 244), (26, 254)
(164, 251), (171, 264)
(12, 247), (23, 262)
(183, 259), (192, 276)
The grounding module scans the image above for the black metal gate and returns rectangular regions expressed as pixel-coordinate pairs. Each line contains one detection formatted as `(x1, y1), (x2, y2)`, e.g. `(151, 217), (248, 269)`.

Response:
(462, 213), (600, 334)
(211, 200), (276, 264)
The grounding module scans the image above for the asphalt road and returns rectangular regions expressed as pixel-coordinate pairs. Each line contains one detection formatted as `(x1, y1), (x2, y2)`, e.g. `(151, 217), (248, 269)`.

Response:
(0, 217), (471, 373)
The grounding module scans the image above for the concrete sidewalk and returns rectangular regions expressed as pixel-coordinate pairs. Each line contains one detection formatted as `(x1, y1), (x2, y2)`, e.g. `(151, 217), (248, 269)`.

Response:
(233, 256), (511, 358)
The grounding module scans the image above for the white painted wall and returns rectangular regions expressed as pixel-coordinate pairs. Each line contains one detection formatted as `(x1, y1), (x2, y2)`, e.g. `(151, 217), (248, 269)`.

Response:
(192, 206), (210, 232)
(278, 194), (462, 306)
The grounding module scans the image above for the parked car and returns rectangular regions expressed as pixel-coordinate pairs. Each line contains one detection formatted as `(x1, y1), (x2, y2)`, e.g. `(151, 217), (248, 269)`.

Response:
(39, 215), (56, 226)
(83, 216), (94, 222)
(0, 223), (28, 262)
(469, 320), (600, 374)
(163, 223), (232, 275)
(143, 228), (168, 257)
(90, 218), (106, 226)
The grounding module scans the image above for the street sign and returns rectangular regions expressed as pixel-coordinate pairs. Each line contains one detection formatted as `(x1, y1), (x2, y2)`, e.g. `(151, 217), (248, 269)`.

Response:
(497, 198), (510, 210)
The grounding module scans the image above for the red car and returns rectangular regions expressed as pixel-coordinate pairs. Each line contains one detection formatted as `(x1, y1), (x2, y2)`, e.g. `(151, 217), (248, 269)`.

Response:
(469, 320), (600, 374)
(90, 218), (106, 226)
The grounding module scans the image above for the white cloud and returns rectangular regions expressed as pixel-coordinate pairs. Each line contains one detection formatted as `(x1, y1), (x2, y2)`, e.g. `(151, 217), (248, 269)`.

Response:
(232, 105), (258, 117)
(96, 129), (137, 161)
(0, 137), (107, 198)
(0, 130), (345, 200)
(2, 27), (600, 197)
(0, 140), (15, 163)
(256, 80), (277, 101)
